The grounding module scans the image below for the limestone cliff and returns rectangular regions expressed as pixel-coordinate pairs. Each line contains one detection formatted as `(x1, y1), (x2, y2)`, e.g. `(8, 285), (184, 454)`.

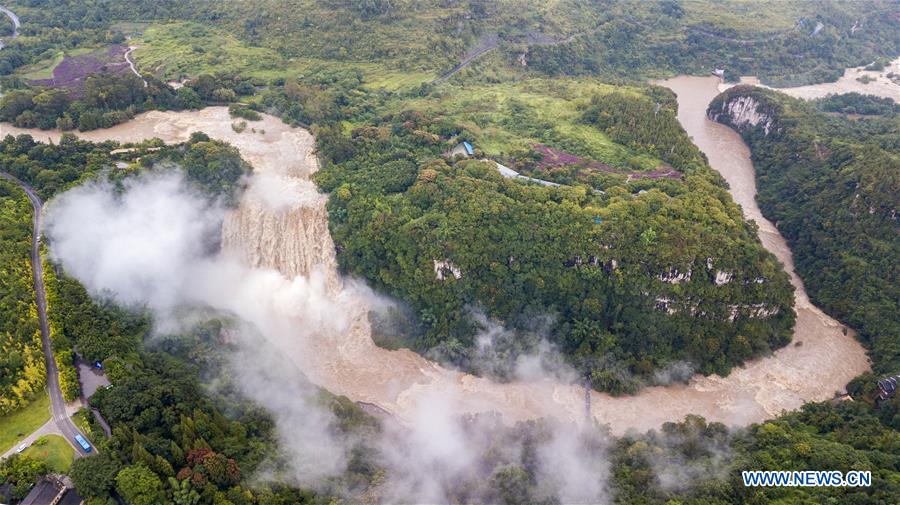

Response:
(707, 85), (780, 137)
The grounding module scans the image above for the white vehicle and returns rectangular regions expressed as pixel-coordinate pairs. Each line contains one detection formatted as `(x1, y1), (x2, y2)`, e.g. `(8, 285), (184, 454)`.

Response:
(15, 443), (27, 453)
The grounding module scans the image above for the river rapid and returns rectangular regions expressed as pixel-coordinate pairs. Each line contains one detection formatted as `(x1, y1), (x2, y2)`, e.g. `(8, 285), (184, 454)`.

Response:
(721, 56), (900, 102)
(0, 80), (869, 434)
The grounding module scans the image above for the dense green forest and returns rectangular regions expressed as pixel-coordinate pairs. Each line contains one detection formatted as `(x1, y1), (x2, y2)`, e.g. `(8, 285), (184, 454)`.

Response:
(0, 131), (251, 408)
(1, 0), (897, 91)
(0, 70), (257, 131)
(0, 178), (44, 415)
(1, 285), (375, 504)
(817, 92), (898, 116)
(709, 87), (899, 375)
(608, 389), (900, 504)
(0, 130), (250, 202)
(523, 0), (900, 86)
(315, 92), (795, 393)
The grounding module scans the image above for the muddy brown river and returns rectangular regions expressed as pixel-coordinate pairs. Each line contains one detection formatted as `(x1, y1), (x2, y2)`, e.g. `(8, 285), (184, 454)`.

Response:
(721, 57), (900, 101)
(0, 77), (870, 433)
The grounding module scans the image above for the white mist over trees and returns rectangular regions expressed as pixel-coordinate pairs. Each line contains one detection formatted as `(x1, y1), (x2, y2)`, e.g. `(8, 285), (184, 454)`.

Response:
(43, 168), (617, 503)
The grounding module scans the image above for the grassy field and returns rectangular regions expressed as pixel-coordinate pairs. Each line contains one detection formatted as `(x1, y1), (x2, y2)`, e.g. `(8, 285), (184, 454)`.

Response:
(0, 392), (50, 454)
(19, 51), (66, 80)
(133, 21), (284, 81)
(131, 21), (436, 90)
(20, 435), (74, 473)
(395, 77), (663, 170)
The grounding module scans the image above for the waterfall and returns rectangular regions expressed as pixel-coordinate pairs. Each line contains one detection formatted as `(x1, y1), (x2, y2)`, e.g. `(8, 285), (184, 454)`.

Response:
(221, 174), (341, 292)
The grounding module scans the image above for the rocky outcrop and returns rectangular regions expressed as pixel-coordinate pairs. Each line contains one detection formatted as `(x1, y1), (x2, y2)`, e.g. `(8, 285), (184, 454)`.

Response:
(709, 94), (775, 135)
(714, 270), (734, 286)
(658, 268), (691, 284)
(707, 86), (781, 137)
(434, 259), (462, 280)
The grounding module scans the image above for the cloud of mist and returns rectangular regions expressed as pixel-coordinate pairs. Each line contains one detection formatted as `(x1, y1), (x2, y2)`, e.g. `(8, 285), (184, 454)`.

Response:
(651, 360), (696, 386)
(649, 418), (734, 493)
(226, 323), (350, 486)
(375, 395), (611, 504)
(45, 169), (353, 488)
(45, 171), (224, 318)
(45, 168), (620, 503)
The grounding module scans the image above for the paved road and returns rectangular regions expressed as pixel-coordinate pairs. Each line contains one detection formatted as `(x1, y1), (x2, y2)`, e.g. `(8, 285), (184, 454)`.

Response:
(0, 5), (20, 49)
(0, 172), (95, 459)
(432, 33), (499, 84)
(0, 420), (61, 459)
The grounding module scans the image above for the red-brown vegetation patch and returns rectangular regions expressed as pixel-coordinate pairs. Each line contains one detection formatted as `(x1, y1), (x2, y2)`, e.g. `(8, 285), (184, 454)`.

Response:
(531, 143), (682, 180)
(30, 45), (131, 96)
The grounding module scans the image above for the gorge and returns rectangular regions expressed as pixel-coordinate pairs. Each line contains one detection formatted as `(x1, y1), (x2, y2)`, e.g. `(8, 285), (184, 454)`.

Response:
(0, 80), (870, 435)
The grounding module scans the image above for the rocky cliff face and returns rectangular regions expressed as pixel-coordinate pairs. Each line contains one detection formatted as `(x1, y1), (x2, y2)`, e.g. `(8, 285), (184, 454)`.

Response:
(707, 86), (782, 138)
(709, 94), (776, 136)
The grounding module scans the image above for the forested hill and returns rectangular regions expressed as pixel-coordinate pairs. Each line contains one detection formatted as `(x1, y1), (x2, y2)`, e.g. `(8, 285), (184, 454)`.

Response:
(708, 87), (900, 374)
(316, 87), (796, 394)
(1, 0), (898, 87)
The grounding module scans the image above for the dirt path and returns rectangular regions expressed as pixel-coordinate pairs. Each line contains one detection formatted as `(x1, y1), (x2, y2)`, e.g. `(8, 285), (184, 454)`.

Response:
(124, 45), (147, 87)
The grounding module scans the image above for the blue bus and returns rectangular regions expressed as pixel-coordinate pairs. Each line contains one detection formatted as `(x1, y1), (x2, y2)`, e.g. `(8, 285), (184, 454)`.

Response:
(74, 434), (92, 452)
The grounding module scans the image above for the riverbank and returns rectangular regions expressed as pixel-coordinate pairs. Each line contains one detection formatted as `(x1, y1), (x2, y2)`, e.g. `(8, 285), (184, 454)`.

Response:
(719, 56), (900, 101)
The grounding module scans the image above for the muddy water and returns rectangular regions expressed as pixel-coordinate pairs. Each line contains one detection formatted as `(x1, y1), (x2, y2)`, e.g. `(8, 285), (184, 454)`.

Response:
(0, 98), (869, 434)
(721, 57), (900, 102)
(658, 74), (870, 386)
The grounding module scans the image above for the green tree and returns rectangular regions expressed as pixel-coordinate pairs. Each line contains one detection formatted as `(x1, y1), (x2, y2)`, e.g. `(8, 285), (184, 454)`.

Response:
(169, 477), (200, 505)
(70, 452), (122, 499)
(115, 464), (165, 505)
(0, 454), (48, 500)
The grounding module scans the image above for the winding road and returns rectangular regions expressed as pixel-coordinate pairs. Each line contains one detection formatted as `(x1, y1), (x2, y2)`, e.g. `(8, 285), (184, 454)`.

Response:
(0, 172), (94, 459)
(433, 33), (499, 83)
(433, 30), (582, 83)
(124, 45), (147, 87)
(0, 4), (19, 50)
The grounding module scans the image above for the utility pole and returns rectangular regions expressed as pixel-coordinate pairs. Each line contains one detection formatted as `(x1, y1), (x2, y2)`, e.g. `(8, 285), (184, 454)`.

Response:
(584, 375), (591, 423)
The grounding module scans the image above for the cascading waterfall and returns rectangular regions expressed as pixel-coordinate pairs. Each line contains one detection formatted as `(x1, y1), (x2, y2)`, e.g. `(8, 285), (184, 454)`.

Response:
(221, 174), (341, 292)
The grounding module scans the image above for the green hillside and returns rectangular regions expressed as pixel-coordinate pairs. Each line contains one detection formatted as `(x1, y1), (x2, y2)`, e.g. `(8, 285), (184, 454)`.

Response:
(2, 0), (898, 87)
